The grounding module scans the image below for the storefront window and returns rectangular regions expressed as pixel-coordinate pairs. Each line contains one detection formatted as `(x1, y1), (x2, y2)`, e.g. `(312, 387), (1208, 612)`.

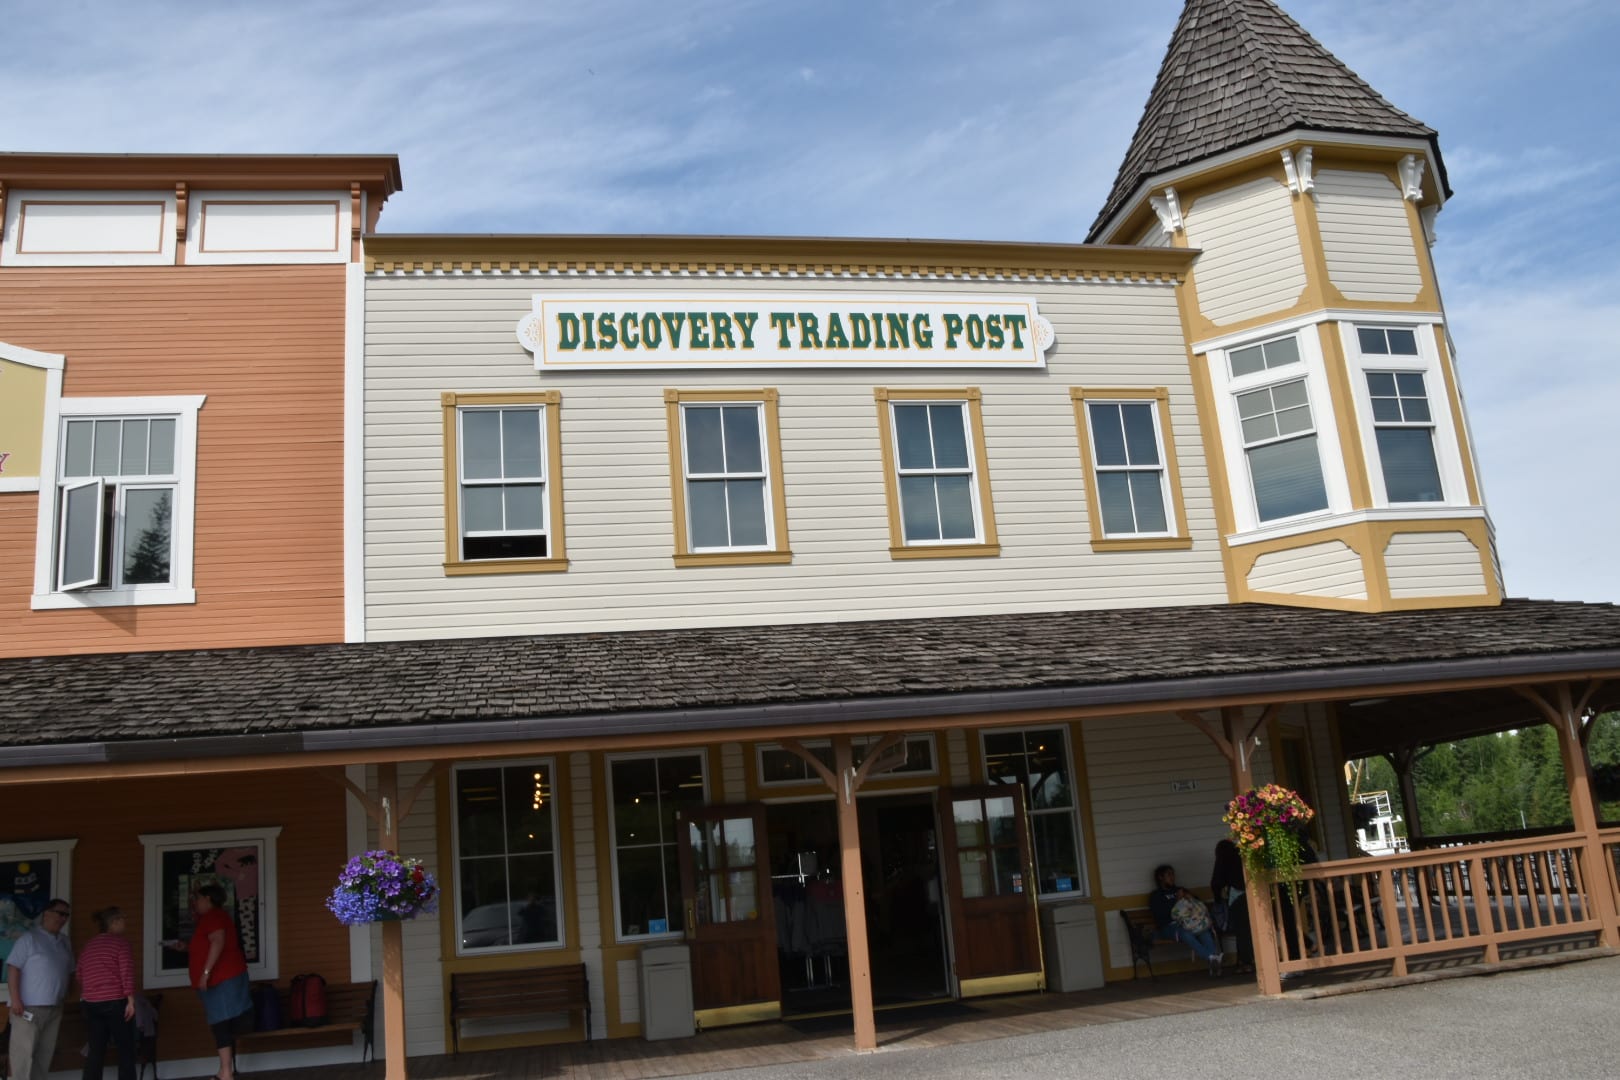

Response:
(609, 752), (707, 939)
(452, 760), (563, 954)
(981, 728), (1086, 897)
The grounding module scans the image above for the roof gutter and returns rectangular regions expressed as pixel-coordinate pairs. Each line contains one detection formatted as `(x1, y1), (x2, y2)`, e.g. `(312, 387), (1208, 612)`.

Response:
(7, 649), (1620, 771)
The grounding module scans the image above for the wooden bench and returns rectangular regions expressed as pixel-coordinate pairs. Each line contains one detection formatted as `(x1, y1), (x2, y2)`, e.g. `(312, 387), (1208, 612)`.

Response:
(237, 979), (377, 1062)
(448, 964), (590, 1052)
(1119, 890), (1223, 980)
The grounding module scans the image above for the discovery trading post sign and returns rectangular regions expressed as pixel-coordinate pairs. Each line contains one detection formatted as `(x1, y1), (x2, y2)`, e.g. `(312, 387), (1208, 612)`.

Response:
(516, 292), (1055, 371)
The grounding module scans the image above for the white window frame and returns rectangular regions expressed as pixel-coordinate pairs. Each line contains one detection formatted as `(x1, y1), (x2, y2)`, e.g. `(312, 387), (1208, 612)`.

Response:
(888, 399), (986, 546)
(678, 400), (775, 553)
(456, 404), (551, 562)
(979, 727), (1088, 900)
(449, 757), (566, 957)
(1342, 322), (1469, 509)
(32, 395), (204, 610)
(754, 734), (939, 788)
(0, 838), (78, 1004)
(606, 750), (709, 944)
(1203, 328), (1350, 535)
(1082, 398), (1177, 538)
(138, 827), (280, 989)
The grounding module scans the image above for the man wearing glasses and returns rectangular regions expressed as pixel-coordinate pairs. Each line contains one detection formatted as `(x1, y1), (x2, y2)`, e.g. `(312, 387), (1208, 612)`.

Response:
(6, 900), (75, 1080)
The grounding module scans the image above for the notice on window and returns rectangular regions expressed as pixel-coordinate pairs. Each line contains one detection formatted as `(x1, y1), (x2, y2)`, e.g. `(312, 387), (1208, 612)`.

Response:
(517, 292), (1055, 372)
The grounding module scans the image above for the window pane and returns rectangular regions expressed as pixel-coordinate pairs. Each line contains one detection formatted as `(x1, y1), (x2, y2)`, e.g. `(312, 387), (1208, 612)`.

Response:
(958, 850), (988, 899)
(1395, 372), (1428, 398)
(1371, 397), (1403, 423)
(722, 818), (757, 868)
(1261, 336), (1300, 368)
(1241, 415), (1278, 443)
(1366, 371), (1398, 397)
(148, 420), (176, 475)
(929, 405), (969, 469)
(899, 475), (941, 542)
(684, 407), (725, 474)
(1249, 435), (1329, 521)
(935, 474), (976, 540)
(1388, 329), (1419, 355)
(503, 485), (544, 532)
(1120, 404), (1160, 466)
(508, 855), (558, 944)
(953, 799), (986, 849)
(1236, 388), (1273, 420)
(121, 488), (173, 585)
(1376, 428), (1443, 502)
(501, 409), (542, 478)
(462, 411), (502, 481)
(721, 406), (762, 473)
(986, 796), (1018, 844)
(611, 759), (660, 848)
(1033, 814), (1082, 894)
(658, 755), (707, 835)
(120, 420), (150, 476)
(615, 846), (666, 936)
(92, 420), (122, 476)
(687, 479), (730, 549)
(64, 421), (94, 476)
(1129, 472), (1168, 533)
(462, 486), (504, 533)
(759, 746), (810, 784)
(504, 765), (553, 856)
(1357, 327), (1388, 354)
(661, 844), (685, 934)
(462, 534), (547, 561)
(1087, 403), (1127, 466)
(458, 859), (512, 950)
(893, 405), (934, 470)
(1271, 379), (1309, 410)
(456, 767), (506, 857)
(1402, 397), (1432, 423)
(1229, 344), (1265, 378)
(1096, 472), (1136, 535)
(1024, 732), (1072, 811)
(726, 479), (768, 547)
(60, 481), (104, 588)
(993, 845), (1023, 896)
(1274, 403), (1314, 437)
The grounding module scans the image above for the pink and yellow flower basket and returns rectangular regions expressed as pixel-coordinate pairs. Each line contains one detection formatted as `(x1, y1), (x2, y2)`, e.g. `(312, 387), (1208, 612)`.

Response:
(1223, 784), (1314, 883)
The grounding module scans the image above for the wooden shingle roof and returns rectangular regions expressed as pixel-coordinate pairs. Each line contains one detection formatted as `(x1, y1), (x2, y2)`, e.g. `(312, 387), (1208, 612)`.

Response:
(1089, 0), (1443, 240)
(2, 600), (1618, 755)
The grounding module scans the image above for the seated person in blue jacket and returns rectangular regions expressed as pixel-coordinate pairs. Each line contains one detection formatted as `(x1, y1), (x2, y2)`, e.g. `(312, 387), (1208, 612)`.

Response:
(1149, 863), (1224, 975)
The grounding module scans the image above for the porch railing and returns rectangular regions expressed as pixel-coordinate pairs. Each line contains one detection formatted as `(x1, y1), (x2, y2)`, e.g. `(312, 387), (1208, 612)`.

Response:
(1266, 832), (1605, 977)
(1602, 826), (1620, 940)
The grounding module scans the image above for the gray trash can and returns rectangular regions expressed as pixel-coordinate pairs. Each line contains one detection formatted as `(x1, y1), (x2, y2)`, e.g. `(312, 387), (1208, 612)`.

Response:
(1040, 902), (1104, 991)
(639, 942), (695, 1040)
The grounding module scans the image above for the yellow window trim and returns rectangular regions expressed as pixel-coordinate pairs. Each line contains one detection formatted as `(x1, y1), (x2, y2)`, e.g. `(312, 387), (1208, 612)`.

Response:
(440, 390), (569, 576)
(874, 387), (1000, 560)
(1069, 387), (1192, 552)
(663, 388), (792, 568)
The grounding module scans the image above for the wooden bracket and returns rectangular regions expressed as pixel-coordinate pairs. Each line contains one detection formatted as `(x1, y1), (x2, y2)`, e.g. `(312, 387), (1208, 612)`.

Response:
(851, 732), (904, 790)
(320, 762), (444, 838)
(780, 737), (838, 792)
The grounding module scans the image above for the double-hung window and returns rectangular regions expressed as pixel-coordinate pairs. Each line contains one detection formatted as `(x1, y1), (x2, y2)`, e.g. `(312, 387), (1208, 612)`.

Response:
(452, 760), (564, 954)
(875, 388), (999, 558)
(1071, 388), (1190, 549)
(981, 727), (1086, 897)
(1228, 335), (1330, 524)
(34, 396), (203, 609)
(441, 391), (567, 574)
(608, 751), (707, 940)
(665, 390), (790, 566)
(1355, 327), (1444, 504)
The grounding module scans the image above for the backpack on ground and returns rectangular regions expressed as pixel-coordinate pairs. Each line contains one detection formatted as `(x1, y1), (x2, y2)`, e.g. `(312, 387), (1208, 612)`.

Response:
(252, 982), (283, 1031)
(287, 973), (329, 1027)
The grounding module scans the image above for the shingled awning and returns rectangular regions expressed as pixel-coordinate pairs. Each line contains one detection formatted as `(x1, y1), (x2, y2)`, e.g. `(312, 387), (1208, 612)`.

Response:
(1089, 0), (1446, 241)
(3, 599), (1619, 768)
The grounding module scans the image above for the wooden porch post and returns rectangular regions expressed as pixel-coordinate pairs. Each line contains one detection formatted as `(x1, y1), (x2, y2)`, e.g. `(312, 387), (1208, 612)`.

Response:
(1391, 746), (1425, 847)
(1221, 707), (1285, 996)
(378, 762), (409, 1080)
(831, 735), (879, 1052)
(1519, 682), (1618, 945)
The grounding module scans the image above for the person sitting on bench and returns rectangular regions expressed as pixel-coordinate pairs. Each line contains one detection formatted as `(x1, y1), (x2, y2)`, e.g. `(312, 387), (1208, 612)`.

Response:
(1149, 864), (1223, 976)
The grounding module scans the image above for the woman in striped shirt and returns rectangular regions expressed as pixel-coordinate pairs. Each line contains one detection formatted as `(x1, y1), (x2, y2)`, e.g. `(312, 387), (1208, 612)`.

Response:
(77, 906), (138, 1080)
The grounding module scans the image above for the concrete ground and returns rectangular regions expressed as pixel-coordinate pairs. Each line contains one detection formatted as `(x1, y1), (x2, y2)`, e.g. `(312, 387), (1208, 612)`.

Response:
(716, 955), (1620, 1080)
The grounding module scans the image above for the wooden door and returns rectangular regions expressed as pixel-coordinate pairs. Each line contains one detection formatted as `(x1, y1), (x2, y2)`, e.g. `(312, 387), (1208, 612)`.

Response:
(676, 802), (781, 1025)
(938, 786), (1043, 995)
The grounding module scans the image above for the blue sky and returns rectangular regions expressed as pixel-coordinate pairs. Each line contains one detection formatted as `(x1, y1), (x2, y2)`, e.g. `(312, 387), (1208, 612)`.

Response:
(5, 0), (1616, 602)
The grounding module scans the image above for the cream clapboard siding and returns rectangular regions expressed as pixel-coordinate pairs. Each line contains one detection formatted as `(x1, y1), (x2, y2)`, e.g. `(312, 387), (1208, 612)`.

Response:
(1136, 223), (1170, 248)
(363, 275), (1226, 641)
(1183, 177), (1306, 326)
(367, 762), (448, 1057)
(947, 729), (971, 785)
(1080, 712), (1272, 970)
(1246, 540), (1367, 599)
(1314, 170), (1423, 303)
(722, 742), (747, 802)
(1384, 530), (1488, 598)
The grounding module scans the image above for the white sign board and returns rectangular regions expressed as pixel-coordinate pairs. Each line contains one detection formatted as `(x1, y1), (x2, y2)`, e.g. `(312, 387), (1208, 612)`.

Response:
(516, 291), (1055, 371)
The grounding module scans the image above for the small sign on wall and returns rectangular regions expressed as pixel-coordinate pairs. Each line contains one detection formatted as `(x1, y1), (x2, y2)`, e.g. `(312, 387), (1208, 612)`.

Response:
(1169, 779), (1199, 793)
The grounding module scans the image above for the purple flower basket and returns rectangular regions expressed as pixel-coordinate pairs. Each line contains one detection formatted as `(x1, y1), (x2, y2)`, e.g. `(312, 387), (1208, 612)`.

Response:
(326, 849), (439, 926)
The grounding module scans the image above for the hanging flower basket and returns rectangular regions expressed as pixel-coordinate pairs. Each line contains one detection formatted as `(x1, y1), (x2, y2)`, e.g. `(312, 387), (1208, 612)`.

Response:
(325, 849), (439, 925)
(1223, 784), (1315, 884)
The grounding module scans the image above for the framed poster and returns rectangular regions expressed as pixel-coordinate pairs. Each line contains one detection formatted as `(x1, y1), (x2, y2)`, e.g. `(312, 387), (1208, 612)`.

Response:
(0, 839), (77, 1003)
(140, 828), (280, 988)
